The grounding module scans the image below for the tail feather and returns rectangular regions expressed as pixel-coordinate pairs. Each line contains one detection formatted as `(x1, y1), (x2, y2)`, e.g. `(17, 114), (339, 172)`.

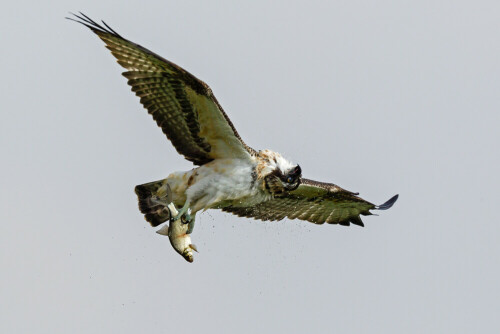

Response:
(135, 179), (171, 227)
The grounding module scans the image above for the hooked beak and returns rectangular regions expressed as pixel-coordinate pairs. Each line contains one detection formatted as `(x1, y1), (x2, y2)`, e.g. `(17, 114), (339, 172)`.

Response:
(284, 164), (302, 191)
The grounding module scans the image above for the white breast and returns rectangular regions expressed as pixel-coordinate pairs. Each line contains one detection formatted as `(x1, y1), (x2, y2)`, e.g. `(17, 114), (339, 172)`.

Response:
(186, 158), (269, 212)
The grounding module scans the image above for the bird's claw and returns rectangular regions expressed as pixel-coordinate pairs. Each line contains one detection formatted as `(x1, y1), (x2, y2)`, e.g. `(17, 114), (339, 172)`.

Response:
(172, 207), (192, 225)
(180, 212), (192, 224)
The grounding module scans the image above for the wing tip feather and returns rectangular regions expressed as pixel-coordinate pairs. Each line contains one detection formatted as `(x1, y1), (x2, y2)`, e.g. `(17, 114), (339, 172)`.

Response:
(350, 216), (365, 227)
(66, 12), (122, 38)
(376, 194), (399, 210)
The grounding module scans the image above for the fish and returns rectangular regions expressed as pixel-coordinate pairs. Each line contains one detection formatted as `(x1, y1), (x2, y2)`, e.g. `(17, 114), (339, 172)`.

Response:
(155, 185), (198, 262)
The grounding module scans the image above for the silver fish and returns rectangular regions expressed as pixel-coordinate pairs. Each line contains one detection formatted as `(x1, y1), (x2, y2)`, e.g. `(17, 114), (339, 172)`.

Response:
(155, 186), (198, 262)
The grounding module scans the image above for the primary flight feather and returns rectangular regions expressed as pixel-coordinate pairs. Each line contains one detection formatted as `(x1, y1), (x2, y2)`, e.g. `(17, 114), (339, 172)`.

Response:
(69, 13), (398, 259)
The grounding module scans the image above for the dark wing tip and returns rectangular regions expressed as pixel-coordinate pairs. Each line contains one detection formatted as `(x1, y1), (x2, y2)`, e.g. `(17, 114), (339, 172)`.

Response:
(66, 12), (122, 38)
(349, 216), (365, 227)
(376, 194), (399, 210)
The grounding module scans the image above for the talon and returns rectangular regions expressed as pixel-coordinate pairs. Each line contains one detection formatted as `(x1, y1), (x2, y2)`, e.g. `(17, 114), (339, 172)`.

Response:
(171, 207), (185, 221)
(181, 208), (193, 225)
(172, 206), (192, 224)
(180, 212), (192, 224)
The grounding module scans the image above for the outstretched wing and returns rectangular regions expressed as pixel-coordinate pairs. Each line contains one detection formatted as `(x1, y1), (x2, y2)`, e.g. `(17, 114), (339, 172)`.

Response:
(69, 13), (256, 165)
(223, 178), (398, 226)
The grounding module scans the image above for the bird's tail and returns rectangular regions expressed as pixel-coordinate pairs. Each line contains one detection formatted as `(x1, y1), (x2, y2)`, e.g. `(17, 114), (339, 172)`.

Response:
(134, 179), (172, 227)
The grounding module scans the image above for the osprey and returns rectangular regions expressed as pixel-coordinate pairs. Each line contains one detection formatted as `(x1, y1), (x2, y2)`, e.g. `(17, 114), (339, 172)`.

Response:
(70, 14), (398, 245)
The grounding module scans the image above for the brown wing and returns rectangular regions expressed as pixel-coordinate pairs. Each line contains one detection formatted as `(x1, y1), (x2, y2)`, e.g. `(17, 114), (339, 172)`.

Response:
(223, 178), (398, 226)
(69, 13), (256, 165)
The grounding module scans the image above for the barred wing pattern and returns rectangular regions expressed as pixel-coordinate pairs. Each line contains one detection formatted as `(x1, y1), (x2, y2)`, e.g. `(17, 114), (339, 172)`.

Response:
(223, 178), (399, 226)
(70, 13), (255, 165)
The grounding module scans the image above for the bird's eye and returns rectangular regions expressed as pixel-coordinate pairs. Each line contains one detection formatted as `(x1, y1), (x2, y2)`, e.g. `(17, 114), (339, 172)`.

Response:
(287, 176), (293, 183)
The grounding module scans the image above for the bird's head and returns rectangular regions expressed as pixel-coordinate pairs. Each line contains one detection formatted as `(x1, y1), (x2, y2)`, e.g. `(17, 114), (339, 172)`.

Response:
(265, 164), (302, 195)
(257, 150), (302, 195)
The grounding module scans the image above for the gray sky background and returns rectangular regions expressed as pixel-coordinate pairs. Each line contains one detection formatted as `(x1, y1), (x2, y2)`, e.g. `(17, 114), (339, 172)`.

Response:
(1, 1), (499, 333)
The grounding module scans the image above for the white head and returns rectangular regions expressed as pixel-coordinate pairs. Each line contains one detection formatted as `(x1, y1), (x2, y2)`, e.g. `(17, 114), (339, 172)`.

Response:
(257, 149), (302, 195)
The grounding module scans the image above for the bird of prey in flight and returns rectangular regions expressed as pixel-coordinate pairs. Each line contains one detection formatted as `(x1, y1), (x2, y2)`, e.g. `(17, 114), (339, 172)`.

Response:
(69, 13), (398, 245)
